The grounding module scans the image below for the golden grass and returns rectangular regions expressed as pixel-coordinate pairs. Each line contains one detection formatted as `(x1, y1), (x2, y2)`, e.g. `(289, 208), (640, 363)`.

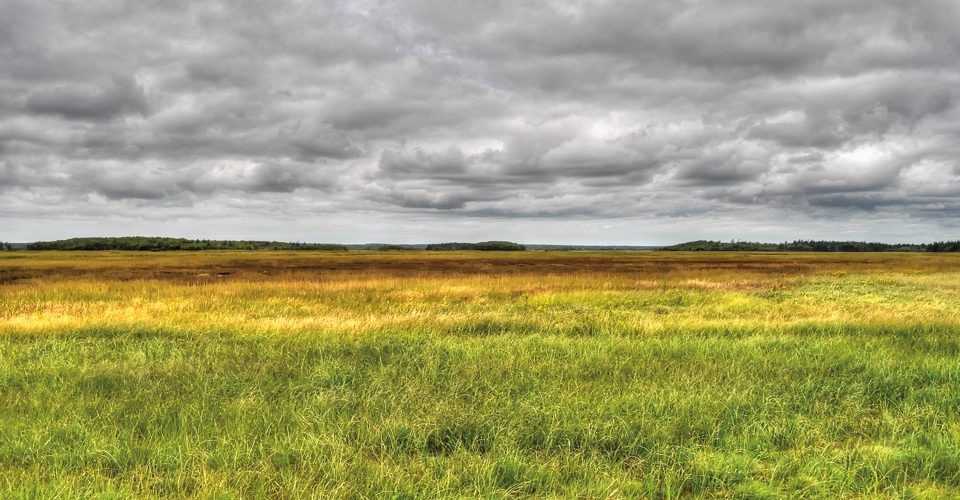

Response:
(2, 251), (960, 497)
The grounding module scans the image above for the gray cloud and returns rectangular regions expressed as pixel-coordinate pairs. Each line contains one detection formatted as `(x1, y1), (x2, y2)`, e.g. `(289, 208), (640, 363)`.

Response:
(24, 75), (148, 120)
(2, 0), (960, 243)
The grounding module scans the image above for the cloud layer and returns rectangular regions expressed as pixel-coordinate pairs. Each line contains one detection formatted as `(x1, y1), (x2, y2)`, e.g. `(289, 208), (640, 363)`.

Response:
(2, 0), (960, 243)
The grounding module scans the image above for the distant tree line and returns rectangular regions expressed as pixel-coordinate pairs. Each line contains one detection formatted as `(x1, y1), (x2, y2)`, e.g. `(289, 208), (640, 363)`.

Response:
(925, 241), (960, 252)
(376, 245), (415, 251)
(664, 240), (960, 252)
(0, 242), (13, 251)
(425, 241), (526, 251)
(21, 237), (958, 252)
(26, 237), (348, 251)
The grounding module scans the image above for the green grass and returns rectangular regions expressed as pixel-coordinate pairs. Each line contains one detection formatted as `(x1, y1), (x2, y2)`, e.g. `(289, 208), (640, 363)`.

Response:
(1, 251), (960, 497)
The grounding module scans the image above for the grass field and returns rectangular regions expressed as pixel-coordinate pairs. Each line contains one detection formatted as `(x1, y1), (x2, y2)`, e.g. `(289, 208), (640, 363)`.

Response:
(2, 251), (960, 497)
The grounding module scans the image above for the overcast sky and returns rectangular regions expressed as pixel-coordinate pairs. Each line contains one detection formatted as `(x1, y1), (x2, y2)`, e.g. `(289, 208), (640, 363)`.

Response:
(2, 0), (960, 244)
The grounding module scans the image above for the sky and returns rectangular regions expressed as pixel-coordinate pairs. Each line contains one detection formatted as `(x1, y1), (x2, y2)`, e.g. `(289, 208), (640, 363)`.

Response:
(2, 0), (960, 244)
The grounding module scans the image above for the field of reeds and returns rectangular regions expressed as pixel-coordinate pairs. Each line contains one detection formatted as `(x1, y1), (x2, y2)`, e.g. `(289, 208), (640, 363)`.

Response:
(2, 250), (960, 497)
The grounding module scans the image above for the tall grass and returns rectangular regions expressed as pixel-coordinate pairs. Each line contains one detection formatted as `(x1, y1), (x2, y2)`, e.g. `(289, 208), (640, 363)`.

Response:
(1, 251), (959, 497)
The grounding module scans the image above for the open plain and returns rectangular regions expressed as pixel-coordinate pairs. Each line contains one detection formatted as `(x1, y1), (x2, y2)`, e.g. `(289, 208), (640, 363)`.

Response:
(2, 251), (960, 497)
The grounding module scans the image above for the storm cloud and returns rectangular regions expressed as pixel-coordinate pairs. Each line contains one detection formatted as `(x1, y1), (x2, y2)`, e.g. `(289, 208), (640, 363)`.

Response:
(2, 0), (960, 243)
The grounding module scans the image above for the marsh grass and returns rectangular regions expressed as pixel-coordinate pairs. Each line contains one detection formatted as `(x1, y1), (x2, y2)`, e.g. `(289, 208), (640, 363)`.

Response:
(1, 251), (960, 497)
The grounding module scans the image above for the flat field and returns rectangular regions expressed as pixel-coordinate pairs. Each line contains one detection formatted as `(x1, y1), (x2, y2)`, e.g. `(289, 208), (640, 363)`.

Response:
(2, 251), (960, 497)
